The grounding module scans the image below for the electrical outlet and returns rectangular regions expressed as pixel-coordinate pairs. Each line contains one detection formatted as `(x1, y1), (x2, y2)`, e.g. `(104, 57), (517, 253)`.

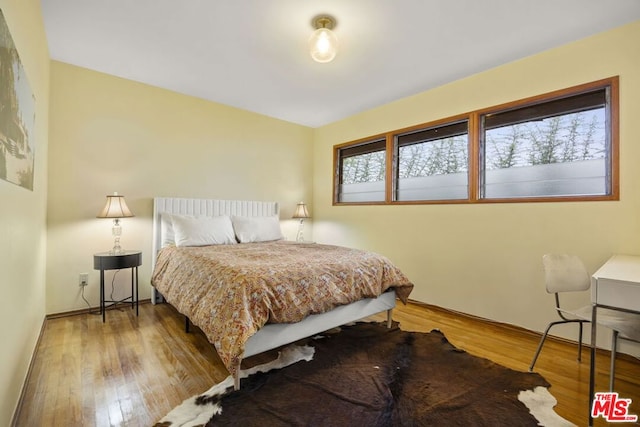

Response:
(79, 273), (89, 287)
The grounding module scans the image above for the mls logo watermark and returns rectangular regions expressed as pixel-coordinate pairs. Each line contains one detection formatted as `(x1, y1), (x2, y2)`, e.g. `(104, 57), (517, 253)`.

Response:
(592, 392), (638, 422)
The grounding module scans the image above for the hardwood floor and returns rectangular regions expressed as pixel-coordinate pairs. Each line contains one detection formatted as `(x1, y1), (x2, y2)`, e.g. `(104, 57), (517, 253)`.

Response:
(13, 301), (640, 426)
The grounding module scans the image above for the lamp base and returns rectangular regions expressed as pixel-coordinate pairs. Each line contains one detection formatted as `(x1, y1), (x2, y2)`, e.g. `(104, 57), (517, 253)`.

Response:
(110, 219), (123, 254)
(296, 219), (305, 242)
(110, 237), (124, 255)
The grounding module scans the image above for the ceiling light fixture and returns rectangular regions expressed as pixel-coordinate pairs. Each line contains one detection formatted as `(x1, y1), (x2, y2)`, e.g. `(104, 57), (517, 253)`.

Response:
(309, 15), (338, 63)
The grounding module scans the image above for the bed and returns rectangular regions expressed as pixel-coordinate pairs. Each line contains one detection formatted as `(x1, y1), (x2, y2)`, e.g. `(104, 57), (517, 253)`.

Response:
(150, 197), (414, 389)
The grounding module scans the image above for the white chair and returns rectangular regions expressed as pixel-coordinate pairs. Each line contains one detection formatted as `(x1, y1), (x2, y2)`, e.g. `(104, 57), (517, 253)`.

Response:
(530, 254), (640, 390)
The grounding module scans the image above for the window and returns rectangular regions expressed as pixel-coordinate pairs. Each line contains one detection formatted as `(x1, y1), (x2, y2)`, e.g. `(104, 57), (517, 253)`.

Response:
(480, 88), (612, 200)
(333, 77), (618, 205)
(395, 120), (469, 201)
(336, 138), (386, 203)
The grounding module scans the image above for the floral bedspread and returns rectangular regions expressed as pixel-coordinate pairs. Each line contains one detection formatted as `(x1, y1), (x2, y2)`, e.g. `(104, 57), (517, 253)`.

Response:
(151, 241), (414, 375)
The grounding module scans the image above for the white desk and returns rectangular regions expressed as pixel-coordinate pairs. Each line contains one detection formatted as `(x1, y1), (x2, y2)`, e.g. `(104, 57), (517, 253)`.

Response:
(589, 254), (640, 426)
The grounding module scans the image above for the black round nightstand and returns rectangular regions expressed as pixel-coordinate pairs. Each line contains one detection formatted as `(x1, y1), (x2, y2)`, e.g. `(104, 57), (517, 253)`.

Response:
(93, 250), (142, 322)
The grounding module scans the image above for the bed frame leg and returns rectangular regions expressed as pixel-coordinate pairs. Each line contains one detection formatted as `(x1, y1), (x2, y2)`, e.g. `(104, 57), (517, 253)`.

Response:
(233, 360), (242, 390)
(386, 309), (393, 328)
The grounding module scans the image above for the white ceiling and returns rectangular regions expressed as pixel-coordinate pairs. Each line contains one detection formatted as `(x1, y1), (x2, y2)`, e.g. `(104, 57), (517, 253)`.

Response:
(41, 1), (640, 128)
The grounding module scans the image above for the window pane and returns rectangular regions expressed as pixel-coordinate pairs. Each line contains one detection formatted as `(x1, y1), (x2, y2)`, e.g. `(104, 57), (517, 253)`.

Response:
(338, 139), (386, 202)
(482, 90), (609, 199)
(396, 122), (468, 201)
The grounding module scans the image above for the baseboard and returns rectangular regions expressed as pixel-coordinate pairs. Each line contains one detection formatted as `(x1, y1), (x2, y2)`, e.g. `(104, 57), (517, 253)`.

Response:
(408, 299), (639, 362)
(10, 314), (47, 427)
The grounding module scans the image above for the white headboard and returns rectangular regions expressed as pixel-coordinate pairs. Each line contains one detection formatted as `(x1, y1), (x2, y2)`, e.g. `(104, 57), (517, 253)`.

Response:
(151, 197), (279, 303)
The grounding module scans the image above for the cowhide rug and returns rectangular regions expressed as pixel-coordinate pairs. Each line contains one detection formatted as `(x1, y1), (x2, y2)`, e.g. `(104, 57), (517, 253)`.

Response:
(156, 322), (574, 426)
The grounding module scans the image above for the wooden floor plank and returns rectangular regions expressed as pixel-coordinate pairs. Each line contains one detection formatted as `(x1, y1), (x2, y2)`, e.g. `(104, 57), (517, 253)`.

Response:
(12, 301), (640, 426)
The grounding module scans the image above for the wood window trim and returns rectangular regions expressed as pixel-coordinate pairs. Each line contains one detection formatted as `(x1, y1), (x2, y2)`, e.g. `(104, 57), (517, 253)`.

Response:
(333, 133), (388, 206)
(476, 77), (619, 203)
(333, 76), (619, 206)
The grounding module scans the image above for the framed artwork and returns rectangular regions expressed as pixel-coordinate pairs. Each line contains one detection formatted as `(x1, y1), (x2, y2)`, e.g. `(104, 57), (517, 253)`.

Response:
(0, 8), (36, 191)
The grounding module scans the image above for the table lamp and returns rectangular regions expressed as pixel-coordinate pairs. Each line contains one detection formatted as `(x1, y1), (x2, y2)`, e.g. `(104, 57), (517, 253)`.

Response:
(292, 201), (310, 242)
(97, 192), (134, 254)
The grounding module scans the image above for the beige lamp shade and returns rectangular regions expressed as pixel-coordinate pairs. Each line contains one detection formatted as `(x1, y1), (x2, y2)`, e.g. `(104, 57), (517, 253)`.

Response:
(97, 193), (134, 218)
(292, 202), (310, 219)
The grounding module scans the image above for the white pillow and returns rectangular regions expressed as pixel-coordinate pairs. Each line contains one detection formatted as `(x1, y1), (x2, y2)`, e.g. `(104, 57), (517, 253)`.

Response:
(160, 213), (176, 247)
(231, 215), (284, 243)
(172, 215), (237, 247)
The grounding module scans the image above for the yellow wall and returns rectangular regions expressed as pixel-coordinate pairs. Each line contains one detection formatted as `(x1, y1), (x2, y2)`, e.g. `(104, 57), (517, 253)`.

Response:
(46, 61), (313, 314)
(0, 0), (49, 423)
(312, 21), (640, 352)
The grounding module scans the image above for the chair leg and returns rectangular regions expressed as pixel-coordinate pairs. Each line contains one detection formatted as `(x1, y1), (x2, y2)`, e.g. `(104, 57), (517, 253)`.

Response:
(530, 319), (586, 372)
(610, 330), (618, 391)
(530, 324), (553, 372)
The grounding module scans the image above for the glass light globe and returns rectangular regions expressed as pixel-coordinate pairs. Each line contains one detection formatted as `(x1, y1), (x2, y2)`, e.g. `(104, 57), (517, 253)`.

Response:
(309, 28), (338, 63)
